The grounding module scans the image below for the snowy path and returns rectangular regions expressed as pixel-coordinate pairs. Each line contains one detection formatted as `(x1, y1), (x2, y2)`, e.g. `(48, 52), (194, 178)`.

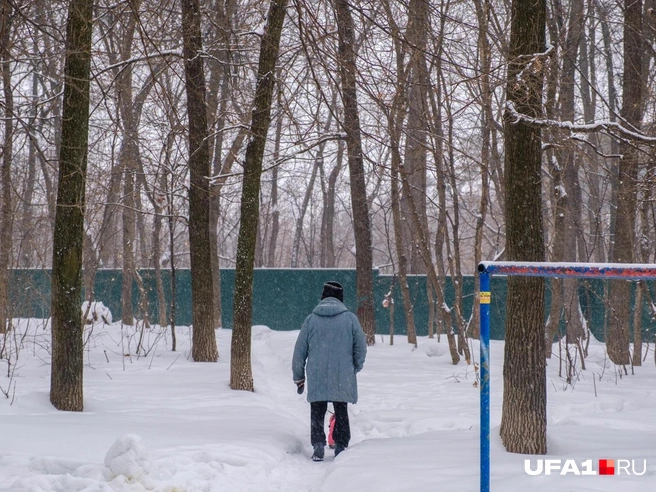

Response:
(1, 320), (656, 491)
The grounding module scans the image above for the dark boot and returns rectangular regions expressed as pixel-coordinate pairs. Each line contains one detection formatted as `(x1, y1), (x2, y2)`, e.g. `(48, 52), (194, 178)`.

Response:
(312, 443), (325, 462)
(334, 443), (347, 457)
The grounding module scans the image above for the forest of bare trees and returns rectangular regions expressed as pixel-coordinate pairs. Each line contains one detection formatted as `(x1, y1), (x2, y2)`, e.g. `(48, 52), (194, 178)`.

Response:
(1, 0), (656, 375)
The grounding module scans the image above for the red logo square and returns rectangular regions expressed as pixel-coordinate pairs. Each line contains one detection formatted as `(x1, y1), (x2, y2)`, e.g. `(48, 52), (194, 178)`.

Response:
(599, 459), (615, 475)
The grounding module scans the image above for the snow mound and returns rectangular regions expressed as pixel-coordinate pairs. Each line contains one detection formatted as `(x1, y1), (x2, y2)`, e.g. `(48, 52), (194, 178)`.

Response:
(416, 341), (448, 358)
(251, 324), (273, 341)
(82, 301), (113, 325)
(104, 434), (151, 480)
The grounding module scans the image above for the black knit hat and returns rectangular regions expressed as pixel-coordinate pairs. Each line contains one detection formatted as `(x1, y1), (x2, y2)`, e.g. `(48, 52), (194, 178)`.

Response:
(321, 281), (344, 302)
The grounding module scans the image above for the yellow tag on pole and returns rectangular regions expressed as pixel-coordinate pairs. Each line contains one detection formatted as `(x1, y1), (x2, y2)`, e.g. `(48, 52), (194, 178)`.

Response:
(480, 291), (491, 304)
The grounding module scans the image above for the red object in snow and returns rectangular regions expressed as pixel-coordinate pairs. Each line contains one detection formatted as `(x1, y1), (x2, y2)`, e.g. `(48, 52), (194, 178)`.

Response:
(327, 413), (336, 448)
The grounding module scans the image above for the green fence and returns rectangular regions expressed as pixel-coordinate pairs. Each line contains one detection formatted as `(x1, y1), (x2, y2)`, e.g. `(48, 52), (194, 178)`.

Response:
(7, 269), (656, 341)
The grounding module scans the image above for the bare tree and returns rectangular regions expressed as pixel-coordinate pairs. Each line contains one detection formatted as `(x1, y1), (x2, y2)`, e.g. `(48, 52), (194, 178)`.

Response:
(231, 0), (287, 391)
(544, 0), (586, 359)
(607, 0), (644, 365)
(50, 0), (95, 412)
(499, 0), (547, 454)
(399, 0), (429, 275)
(181, 0), (218, 361)
(332, 0), (375, 344)
(0, 0), (13, 334)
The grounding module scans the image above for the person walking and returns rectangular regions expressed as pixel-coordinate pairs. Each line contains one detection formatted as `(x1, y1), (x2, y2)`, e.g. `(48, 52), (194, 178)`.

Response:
(292, 281), (367, 461)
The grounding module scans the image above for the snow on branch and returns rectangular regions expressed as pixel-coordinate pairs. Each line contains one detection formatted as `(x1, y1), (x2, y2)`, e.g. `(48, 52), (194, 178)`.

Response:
(514, 44), (554, 84)
(506, 101), (656, 144)
(93, 51), (182, 78)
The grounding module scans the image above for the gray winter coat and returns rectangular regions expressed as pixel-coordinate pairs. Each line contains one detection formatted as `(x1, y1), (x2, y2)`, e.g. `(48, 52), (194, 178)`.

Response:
(292, 297), (367, 403)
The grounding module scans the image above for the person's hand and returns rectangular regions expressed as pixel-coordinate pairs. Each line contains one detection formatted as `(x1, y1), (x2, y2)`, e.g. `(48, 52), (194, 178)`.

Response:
(295, 379), (305, 394)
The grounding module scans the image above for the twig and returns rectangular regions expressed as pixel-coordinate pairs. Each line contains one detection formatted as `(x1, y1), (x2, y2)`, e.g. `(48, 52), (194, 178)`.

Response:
(166, 355), (180, 371)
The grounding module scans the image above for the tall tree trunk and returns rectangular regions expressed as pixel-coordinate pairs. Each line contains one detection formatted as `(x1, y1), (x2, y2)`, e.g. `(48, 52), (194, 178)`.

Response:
(400, 0), (429, 275)
(607, 0), (643, 365)
(0, 0), (13, 334)
(153, 200), (167, 327)
(50, 0), (94, 412)
(390, 125), (417, 347)
(633, 169), (654, 366)
(470, 0), (492, 340)
(398, 165), (459, 363)
(425, 16), (450, 341)
(209, 76), (228, 329)
(579, 20), (605, 264)
(19, 71), (38, 268)
(168, 171), (177, 352)
(267, 86), (283, 268)
(383, 56), (418, 346)
(499, 0), (547, 454)
(546, 0), (586, 355)
(444, 82), (470, 364)
(122, 163), (136, 325)
(333, 0), (375, 345)
(181, 0), (218, 362)
(210, 124), (248, 326)
(320, 141), (343, 269)
(114, 3), (141, 326)
(231, 0), (287, 391)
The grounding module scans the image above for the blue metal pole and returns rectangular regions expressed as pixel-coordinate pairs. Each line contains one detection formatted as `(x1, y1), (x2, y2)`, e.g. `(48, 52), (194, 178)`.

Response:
(479, 271), (491, 492)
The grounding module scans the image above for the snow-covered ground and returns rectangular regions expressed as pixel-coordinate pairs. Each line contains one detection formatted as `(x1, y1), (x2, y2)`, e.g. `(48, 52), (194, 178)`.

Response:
(0, 319), (655, 491)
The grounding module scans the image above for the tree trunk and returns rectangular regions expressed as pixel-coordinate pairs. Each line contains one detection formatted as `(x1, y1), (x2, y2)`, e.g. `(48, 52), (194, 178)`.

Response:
(470, 0), (492, 340)
(388, 103), (417, 347)
(181, 0), (218, 362)
(50, 0), (94, 412)
(210, 124), (248, 326)
(19, 71), (38, 268)
(209, 75), (228, 329)
(499, 0), (547, 455)
(607, 0), (643, 365)
(397, 160), (459, 363)
(320, 141), (343, 268)
(426, 39), (450, 343)
(231, 0), (287, 391)
(632, 281), (643, 367)
(444, 87), (470, 364)
(168, 176), (177, 352)
(399, 0), (429, 275)
(153, 198), (167, 327)
(267, 85), (283, 268)
(290, 161), (320, 267)
(333, 0), (375, 345)
(121, 163), (136, 325)
(549, 0), (585, 351)
(0, 0), (13, 334)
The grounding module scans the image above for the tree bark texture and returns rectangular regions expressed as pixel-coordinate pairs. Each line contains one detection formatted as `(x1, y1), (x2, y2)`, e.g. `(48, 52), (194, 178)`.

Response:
(50, 0), (94, 412)
(607, 0), (643, 365)
(333, 0), (376, 345)
(400, 0), (429, 275)
(181, 0), (218, 362)
(231, 0), (287, 391)
(0, 0), (13, 334)
(499, 0), (547, 455)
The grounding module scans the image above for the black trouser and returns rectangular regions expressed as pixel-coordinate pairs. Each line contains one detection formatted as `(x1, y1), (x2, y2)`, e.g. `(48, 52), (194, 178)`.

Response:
(310, 401), (350, 448)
